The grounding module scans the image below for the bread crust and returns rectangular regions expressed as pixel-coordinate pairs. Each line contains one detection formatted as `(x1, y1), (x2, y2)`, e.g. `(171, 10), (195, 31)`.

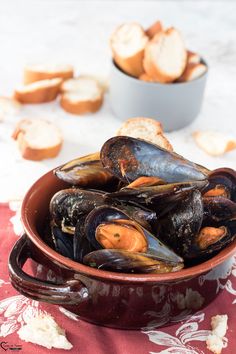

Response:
(139, 73), (155, 82)
(187, 50), (200, 64)
(12, 120), (62, 160)
(116, 117), (173, 151)
(60, 95), (103, 115)
(143, 28), (187, 83)
(177, 63), (207, 82)
(14, 79), (62, 103)
(146, 20), (163, 39)
(24, 67), (73, 84)
(113, 49), (145, 78)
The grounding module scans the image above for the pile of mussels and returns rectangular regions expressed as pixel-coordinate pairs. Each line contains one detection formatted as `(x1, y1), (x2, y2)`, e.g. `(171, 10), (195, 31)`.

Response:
(49, 136), (236, 274)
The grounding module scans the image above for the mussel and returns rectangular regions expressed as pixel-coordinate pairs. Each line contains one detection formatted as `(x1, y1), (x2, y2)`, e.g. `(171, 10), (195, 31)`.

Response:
(203, 168), (236, 201)
(54, 152), (116, 189)
(100, 137), (209, 183)
(203, 196), (236, 223)
(50, 188), (105, 234)
(83, 250), (183, 274)
(83, 206), (183, 265)
(51, 226), (74, 259)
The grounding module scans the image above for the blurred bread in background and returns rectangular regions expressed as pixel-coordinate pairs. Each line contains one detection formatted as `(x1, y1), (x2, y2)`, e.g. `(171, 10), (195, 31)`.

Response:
(24, 64), (74, 84)
(12, 118), (63, 160)
(143, 27), (187, 83)
(110, 22), (148, 77)
(193, 131), (236, 156)
(14, 78), (62, 103)
(60, 76), (104, 114)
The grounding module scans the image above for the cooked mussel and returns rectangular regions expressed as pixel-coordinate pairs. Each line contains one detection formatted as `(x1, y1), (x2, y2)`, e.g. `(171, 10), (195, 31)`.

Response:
(203, 168), (236, 201)
(54, 152), (116, 188)
(83, 250), (184, 274)
(100, 137), (209, 183)
(50, 188), (105, 234)
(203, 196), (236, 223)
(84, 205), (183, 263)
(105, 180), (207, 212)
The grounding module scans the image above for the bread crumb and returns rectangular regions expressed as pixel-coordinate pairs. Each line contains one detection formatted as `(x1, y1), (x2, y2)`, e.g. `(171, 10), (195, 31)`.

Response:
(206, 314), (228, 354)
(17, 314), (73, 350)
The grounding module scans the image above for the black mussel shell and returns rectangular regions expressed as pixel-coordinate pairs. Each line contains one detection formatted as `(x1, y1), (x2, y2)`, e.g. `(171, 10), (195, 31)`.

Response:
(84, 205), (183, 263)
(54, 152), (116, 188)
(203, 168), (236, 201)
(83, 249), (184, 274)
(157, 190), (204, 259)
(203, 196), (236, 223)
(74, 215), (95, 263)
(50, 188), (105, 233)
(100, 137), (209, 183)
(51, 226), (74, 259)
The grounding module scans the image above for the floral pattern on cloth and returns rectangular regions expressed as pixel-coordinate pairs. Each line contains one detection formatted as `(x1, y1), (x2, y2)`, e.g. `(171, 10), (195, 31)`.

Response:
(0, 202), (236, 354)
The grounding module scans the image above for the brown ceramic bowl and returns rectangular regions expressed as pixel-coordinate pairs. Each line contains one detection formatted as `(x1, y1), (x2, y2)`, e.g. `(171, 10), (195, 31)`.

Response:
(8, 169), (236, 329)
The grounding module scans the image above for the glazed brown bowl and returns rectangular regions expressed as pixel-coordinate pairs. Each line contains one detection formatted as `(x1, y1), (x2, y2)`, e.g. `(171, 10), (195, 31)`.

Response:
(8, 169), (236, 329)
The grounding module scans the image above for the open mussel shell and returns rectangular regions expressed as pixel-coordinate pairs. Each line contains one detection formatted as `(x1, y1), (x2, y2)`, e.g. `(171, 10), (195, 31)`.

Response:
(54, 152), (116, 188)
(105, 180), (208, 212)
(100, 136), (209, 183)
(51, 226), (74, 259)
(157, 190), (204, 259)
(203, 168), (236, 201)
(50, 188), (105, 234)
(84, 205), (183, 263)
(83, 250), (184, 274)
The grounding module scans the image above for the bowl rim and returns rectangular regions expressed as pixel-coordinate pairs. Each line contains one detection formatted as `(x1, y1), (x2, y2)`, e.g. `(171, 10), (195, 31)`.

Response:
(21, 169), (236, 283)
(111, 58), (208, 87)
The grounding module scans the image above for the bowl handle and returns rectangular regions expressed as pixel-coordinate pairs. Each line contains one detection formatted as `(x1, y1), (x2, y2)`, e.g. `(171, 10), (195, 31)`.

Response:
(8, 234), (89, 305)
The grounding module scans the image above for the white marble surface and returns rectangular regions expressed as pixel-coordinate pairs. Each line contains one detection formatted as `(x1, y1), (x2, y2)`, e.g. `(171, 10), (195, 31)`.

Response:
(0, 0), (236, 202)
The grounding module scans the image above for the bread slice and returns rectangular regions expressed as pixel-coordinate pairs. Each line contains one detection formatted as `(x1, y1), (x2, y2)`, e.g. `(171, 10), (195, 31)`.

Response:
(116, 117), (173, 151)
(206, 315), (228, 354)
(14, 78), (62, 104)
(0, 96), (21, 121)
(12, 119), (63, 160)
(193, 131), (236, 156)
(187, 50), (201, 64)
(60, 77), (103, 115)
(177, 63), (207, 82)
(24, 64), (74, 84)
(146, 20), (163, 39)
(111, 22), (149, 77)
(17, 314), (73, 350)
(143, 27), (187, 83)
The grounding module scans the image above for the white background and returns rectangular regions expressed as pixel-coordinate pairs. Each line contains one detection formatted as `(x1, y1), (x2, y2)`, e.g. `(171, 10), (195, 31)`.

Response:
(0, 0), (236, 201)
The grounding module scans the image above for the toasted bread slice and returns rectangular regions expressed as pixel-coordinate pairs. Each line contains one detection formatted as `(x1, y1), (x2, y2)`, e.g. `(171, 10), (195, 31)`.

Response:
(146, 20), (163, 39)
(187, 50), (201, 64)
(111, 22), (148, 77)
(24, 64), (74, 84)
(193, 131), (236, 156)
(12, 119), (63, 160)
(14, 78), (62, 104)
(177, 63), (207, 82)
(117, 117), (173, 151)
(0, 96), (21, 121)
(143, 27), (187, 83)
(60, 77), (103, 115)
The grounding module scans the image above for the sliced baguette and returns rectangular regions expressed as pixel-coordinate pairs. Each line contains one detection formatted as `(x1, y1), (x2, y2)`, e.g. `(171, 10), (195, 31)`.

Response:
(193, 131), (236, 156)
(0, 96), (21, 121)
(116, 117), (173, 151)
(143, 27), (187, 83)
(24, 64), (74, 84)
(146, 20), (163, 39)
(177, 63), (207, 82)
(187, 50), (201, 64)
(14, 78), (62, 104)
(60, 77), (103, 115)
(12, 119), (63, 160)
(111, 22), (148, 77)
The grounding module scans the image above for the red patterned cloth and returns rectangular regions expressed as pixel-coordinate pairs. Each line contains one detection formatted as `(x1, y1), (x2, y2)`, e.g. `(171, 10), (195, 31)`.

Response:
(0, 203), (236, 354)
